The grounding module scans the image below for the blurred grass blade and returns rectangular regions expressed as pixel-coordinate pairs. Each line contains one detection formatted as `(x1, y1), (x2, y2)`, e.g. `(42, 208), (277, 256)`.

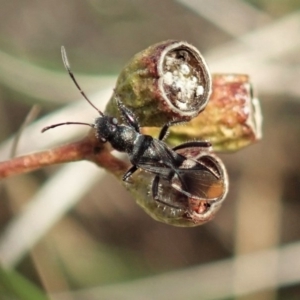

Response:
(0, 162), (104, 268)
(0, 49), (116, 104)
(10, 105), (41, 158)
(0, 267), (48, 300)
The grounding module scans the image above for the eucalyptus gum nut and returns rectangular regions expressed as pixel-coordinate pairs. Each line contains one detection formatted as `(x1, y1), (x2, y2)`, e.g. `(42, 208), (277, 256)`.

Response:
(105, 40), (211, 126)
(125, 150), (228, 227)
(142, 74), (263, 152)
(206, 74), (262, 151)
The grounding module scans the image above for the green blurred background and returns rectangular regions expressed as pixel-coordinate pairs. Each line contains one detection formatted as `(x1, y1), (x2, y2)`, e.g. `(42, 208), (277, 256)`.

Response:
(0, 1), (300, 299)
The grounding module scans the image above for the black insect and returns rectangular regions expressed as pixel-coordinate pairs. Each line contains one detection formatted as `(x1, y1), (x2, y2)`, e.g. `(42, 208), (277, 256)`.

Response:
(42, 47), (226, 213)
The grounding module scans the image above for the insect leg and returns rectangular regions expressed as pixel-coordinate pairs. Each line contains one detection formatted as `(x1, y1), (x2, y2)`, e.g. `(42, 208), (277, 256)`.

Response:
(152, 175), (160, 200)
(158, 120), (186, 141)
(130, 135), (153, 165)
(123, 165), (138, 181)
(115, 95), (140, 133)
(172, 141), (211, 151)
(155, 198), (182, 209)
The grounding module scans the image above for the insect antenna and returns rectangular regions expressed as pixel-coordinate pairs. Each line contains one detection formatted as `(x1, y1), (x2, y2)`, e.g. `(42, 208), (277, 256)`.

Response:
(41, 122), (95, 133)
(61, 46), (104, 116)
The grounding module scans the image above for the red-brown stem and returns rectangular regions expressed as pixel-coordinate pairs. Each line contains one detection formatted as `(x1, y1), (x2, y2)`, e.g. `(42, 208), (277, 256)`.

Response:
(0, 135), (129, 179)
